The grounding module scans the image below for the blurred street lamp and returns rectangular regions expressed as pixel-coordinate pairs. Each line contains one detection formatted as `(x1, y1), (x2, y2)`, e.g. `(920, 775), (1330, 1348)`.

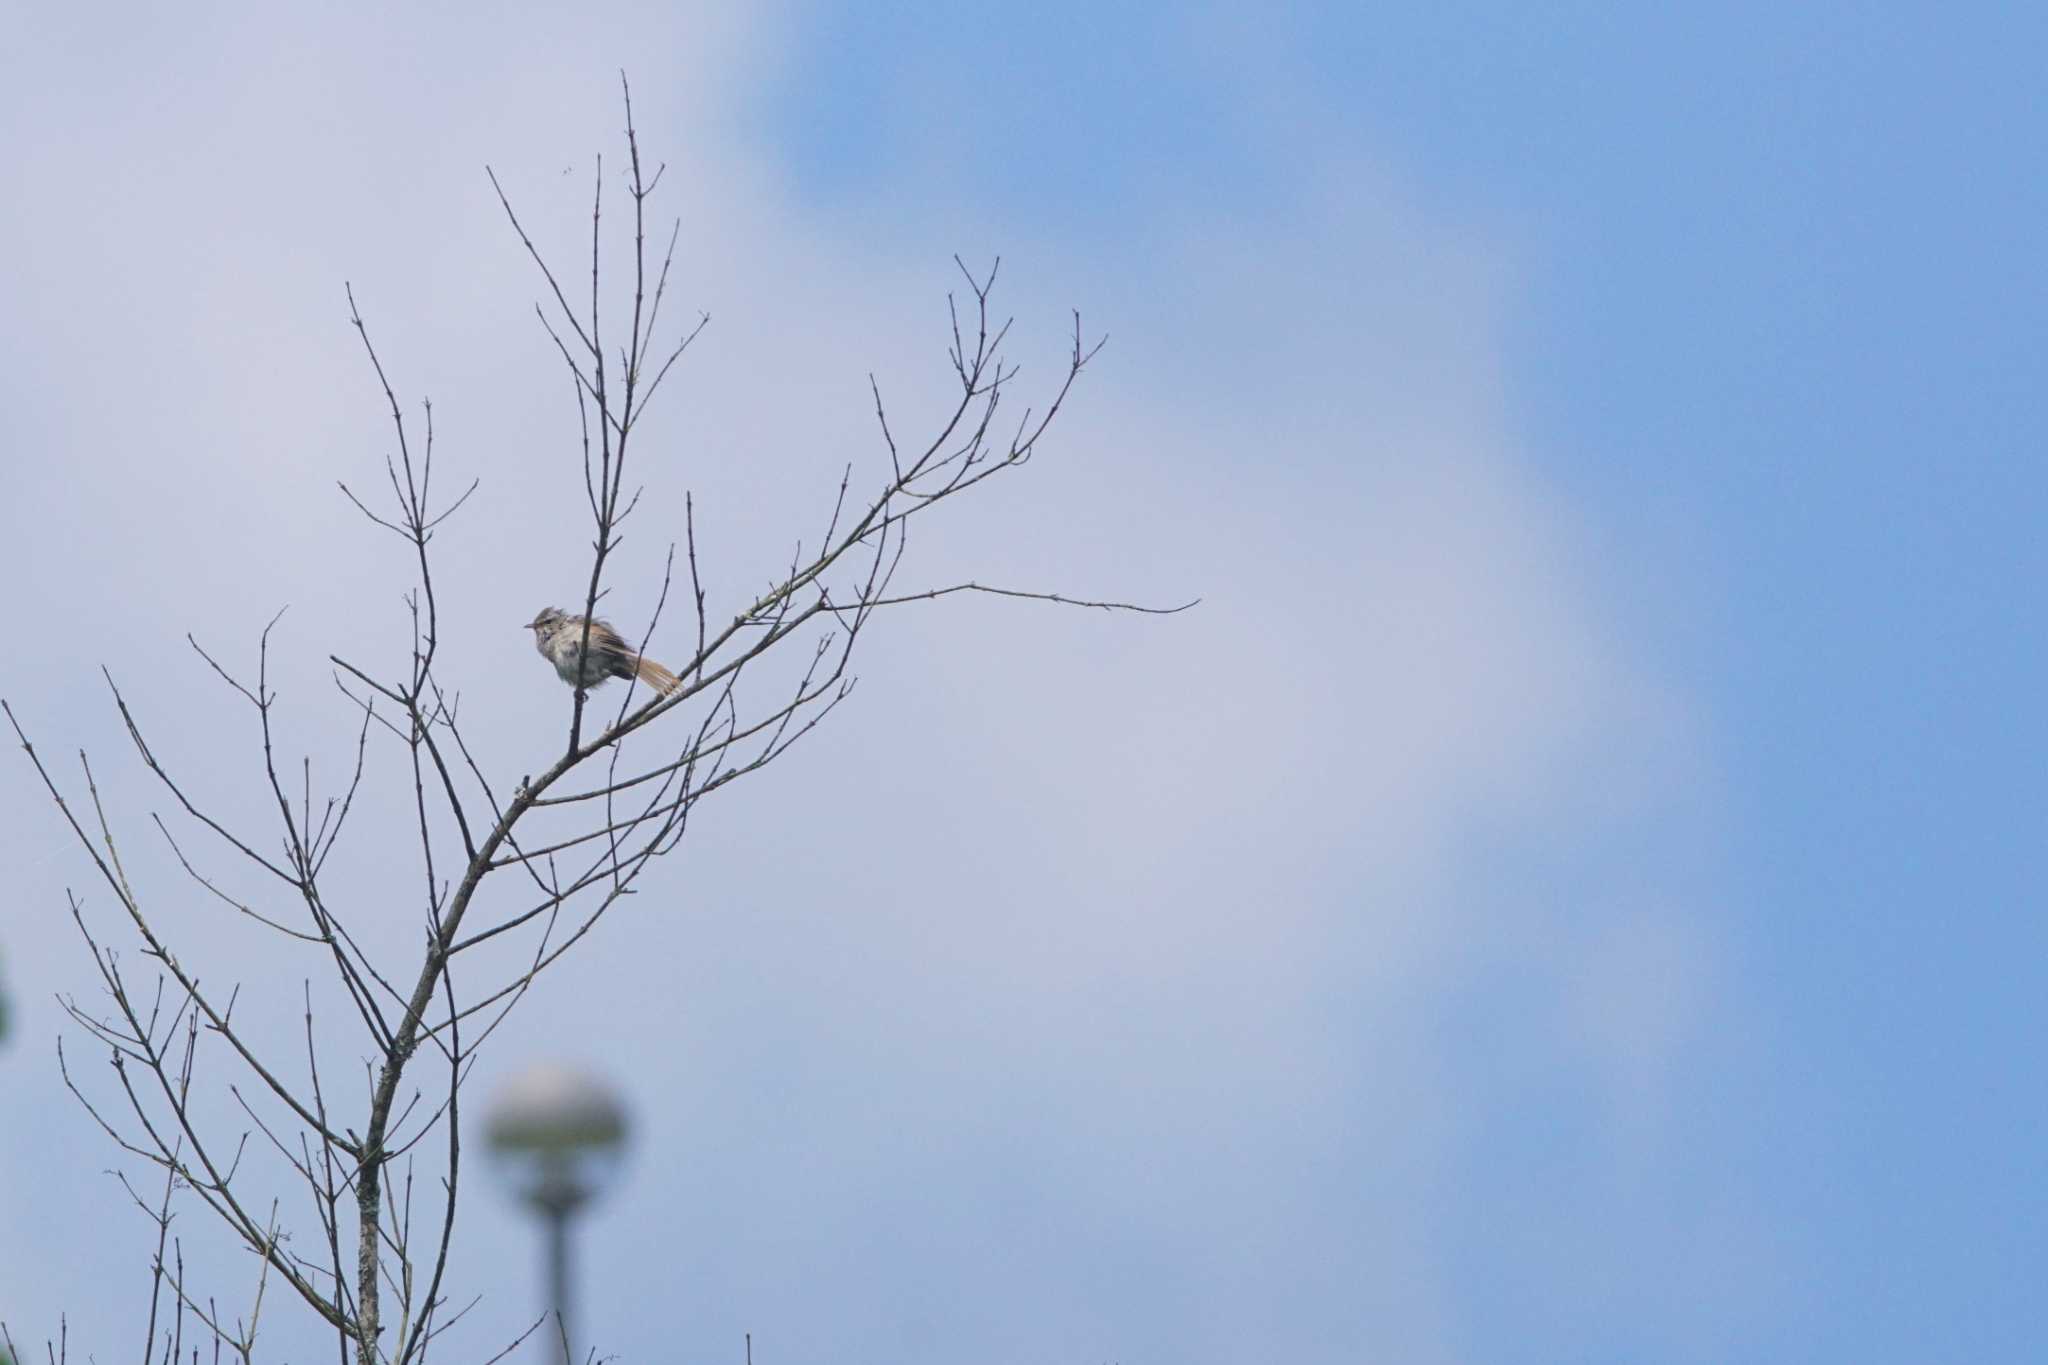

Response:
(485, 1063), (630, 1365)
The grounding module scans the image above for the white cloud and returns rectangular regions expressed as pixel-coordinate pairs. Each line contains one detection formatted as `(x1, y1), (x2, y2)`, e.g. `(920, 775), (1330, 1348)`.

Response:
(0, 4), (1732, 1361)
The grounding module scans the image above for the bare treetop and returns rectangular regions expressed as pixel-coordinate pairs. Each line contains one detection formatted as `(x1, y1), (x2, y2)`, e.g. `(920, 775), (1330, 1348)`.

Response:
(4, 75), (1187, 1365)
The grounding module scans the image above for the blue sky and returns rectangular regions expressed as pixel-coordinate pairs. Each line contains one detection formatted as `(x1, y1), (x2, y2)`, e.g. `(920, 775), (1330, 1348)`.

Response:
(775, 9), (2048, 1346)
(2, 3), (2042, 1362)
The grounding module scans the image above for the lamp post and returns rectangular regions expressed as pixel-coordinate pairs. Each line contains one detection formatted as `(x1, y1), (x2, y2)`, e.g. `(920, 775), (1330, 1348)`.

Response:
(484, 1063), (629, 1365)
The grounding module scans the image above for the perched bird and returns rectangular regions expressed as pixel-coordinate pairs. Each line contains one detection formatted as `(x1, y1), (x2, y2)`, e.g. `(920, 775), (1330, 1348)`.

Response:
(526, 607), (682, 696)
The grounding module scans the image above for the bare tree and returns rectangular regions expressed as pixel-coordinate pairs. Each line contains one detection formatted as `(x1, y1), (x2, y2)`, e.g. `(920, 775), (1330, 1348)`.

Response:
(4, 79), (1184, 1365)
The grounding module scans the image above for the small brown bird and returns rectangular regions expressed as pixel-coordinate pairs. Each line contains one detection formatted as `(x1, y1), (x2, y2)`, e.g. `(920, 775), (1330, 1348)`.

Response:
(527, 607), (681, 695)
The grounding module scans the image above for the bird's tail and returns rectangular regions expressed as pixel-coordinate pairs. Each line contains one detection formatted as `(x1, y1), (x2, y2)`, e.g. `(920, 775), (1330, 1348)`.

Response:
(634, 655), (683, 696)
